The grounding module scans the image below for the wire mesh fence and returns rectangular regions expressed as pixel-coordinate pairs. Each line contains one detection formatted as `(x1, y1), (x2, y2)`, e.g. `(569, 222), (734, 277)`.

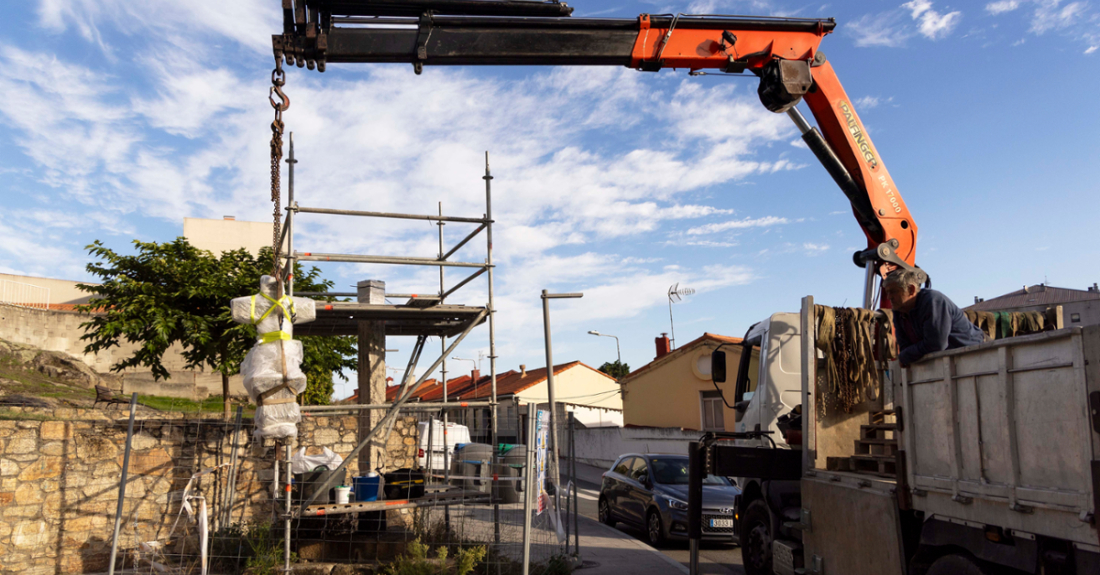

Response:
(0, 396), (577, 575)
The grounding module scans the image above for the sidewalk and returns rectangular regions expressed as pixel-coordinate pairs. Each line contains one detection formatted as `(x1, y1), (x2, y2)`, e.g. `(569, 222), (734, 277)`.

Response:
(573, 513), (689, 574)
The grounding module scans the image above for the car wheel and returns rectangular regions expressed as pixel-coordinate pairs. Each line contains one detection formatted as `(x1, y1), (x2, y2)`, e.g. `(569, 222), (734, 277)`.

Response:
(646, 509), (666, 547)
(925, 554), (989, 575)
(598, 497), (615, 527)
(740, 500), (773, 575)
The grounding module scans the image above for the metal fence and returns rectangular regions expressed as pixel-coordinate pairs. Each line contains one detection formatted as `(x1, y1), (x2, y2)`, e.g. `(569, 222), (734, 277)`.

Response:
(91, 398), (576, 575)
(0, 279), (50, 310)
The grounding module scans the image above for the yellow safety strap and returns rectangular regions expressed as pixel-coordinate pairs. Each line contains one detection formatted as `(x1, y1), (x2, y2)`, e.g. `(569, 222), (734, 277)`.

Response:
(261, 331), (292, 344)
(251, 293), (297, 345)
(250, 293), (297, 324)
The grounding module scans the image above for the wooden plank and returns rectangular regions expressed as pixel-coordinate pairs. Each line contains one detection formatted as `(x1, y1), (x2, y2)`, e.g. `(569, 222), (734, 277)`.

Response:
(1000, 346), (1022, 511)
(946, 356), (964, 501)
(301, 489), (490, 517)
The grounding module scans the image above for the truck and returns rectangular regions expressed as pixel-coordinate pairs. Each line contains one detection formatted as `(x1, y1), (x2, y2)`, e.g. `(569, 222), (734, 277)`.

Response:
(708, 297), (1100, 575)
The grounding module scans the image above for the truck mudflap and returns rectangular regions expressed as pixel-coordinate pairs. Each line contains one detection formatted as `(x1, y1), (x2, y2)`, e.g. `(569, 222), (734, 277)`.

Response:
(800, 474), (906, 575)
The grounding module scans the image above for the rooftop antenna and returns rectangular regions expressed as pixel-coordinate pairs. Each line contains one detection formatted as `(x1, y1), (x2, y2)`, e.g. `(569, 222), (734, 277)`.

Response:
(667, 283), (695, 349)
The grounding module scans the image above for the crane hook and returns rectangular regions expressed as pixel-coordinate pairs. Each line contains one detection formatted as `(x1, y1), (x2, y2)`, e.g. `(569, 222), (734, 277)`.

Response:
(269, 85), (290, 112)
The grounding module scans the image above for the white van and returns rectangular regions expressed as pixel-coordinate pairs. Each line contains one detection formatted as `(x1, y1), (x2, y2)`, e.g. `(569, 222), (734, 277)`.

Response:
(416, 419), (471, 472)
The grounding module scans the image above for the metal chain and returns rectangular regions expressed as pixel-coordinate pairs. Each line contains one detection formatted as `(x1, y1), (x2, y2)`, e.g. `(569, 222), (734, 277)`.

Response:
(269, 60), (290, 281)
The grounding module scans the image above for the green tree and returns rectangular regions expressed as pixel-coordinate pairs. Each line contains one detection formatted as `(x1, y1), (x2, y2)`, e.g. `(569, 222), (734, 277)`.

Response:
(598, 360), (630, 381)
(76, 238), (356, 415)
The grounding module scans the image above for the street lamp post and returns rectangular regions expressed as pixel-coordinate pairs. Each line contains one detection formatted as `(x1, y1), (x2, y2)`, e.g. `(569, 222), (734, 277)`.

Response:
(587, 330), (621, 364)
(541, 289), (582, 514)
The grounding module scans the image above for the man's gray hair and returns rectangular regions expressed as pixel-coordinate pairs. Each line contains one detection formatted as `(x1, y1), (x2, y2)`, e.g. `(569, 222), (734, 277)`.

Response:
(883, 269), (923, 290)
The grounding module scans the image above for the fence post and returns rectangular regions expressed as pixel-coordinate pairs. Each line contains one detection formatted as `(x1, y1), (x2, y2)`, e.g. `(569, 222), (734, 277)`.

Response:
(570, 412), (579, 557)
(521, 410), (537, 575)
(222, 405), (244, 528)
(108, 393), (139, 575)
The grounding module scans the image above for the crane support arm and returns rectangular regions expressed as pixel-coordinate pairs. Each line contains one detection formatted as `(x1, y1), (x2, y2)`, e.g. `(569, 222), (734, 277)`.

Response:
(272, 3), (917, 270)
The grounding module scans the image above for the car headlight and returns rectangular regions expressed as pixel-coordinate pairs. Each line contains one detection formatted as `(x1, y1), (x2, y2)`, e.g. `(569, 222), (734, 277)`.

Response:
(665, 496), (688, 511)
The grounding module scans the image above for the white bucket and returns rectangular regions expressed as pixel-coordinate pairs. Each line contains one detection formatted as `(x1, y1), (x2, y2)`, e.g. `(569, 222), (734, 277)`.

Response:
(335, 486), (351, 505)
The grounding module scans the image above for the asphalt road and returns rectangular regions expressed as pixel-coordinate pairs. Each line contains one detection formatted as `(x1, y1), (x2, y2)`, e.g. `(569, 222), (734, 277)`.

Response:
(571, 461), (746, 575)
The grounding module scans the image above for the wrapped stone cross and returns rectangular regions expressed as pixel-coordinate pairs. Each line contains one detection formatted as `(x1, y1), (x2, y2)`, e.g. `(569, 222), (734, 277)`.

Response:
(231, 275), (316, 438)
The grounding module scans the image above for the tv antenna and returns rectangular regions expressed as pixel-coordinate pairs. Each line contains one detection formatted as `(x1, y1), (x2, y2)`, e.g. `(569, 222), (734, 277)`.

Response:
(667, 283), (695, 349)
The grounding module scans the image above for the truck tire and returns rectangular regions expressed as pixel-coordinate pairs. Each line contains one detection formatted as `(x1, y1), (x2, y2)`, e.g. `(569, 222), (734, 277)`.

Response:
(740, 500), (774, 575)
(925, 554), (988, 575)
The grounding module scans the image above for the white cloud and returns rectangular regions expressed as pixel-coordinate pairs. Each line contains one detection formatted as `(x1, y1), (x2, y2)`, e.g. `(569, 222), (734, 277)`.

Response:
(849, 1), (962, 46)
(803, 242), (831, 255)
(904, 0), (964, 40)
(986, 1), (1022, 14)
(686, 216), (791, 235)
(854, 95), (896, 110)
(847, 12), (910, 47)
(1087, 45), (1098, 53)
(1031, 0), (1088, 34)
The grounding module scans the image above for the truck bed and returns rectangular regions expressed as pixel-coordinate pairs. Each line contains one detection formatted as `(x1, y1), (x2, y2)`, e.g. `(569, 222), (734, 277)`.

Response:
(898, 326), (1100, 547)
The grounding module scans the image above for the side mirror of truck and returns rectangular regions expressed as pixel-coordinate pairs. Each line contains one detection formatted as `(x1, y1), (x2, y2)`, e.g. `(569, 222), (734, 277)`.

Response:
(734, 400), (751, 413)
(712, 350), (727, 383)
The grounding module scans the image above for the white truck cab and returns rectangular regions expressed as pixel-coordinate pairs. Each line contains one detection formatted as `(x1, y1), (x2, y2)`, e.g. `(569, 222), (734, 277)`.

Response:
(733, 312), (804, 450)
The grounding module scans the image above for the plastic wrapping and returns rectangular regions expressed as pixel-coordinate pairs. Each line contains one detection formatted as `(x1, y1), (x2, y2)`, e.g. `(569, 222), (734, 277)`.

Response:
(230, 275), (317, 439)
(241, 340), (306, 439)
(291, 447), (344, 474)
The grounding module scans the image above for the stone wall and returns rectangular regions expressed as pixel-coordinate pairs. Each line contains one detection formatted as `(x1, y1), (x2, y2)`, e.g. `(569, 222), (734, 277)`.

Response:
(0, 407), (418, 575)
(0, 303), (246, 400)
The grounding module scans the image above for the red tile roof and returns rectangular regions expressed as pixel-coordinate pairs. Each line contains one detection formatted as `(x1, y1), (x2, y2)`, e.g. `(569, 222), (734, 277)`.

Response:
(338, 361), (615, 404)
(621, 332), (742, 384)
(965, 284), (1100, 312)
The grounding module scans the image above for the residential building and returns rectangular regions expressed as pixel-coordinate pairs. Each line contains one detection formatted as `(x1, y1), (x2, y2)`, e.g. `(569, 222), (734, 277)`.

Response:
(620, 333), (759, 432)
(966, 283), (1100, 327)
(183, 216), (273, 256)
(374, 362), (623, 444)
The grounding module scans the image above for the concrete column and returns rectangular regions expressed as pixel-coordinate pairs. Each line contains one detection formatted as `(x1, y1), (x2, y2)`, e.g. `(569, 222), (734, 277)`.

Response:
(357, 280), (386, 474)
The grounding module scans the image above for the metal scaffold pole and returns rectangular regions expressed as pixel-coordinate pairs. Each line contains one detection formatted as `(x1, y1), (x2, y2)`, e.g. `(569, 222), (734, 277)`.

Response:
(107, 393), (138, 575)
(286, 133), (297, 296)
(438, 202), (452, 530)
(484, 152), (501, 543)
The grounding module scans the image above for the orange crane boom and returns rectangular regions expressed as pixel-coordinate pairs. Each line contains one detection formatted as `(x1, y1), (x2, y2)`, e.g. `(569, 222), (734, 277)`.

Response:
(273, 3), (921, 281)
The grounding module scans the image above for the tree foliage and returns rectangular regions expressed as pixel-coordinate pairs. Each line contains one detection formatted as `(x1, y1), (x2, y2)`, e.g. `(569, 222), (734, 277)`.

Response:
(77, 238), (356, 406)
(598, 360), (630, 381)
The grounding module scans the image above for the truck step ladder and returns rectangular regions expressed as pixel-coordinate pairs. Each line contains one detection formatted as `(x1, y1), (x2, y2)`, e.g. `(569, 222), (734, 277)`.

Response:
(826, 410), (899, 478)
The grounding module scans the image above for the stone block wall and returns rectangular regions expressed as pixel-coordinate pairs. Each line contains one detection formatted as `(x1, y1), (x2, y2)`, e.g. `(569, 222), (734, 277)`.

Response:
(0, 303), (245, 400)
(0, 407), (418, 575)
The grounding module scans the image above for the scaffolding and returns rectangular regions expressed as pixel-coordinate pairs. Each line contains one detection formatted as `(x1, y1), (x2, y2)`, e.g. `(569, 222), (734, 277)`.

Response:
(272, 134), (505, 563)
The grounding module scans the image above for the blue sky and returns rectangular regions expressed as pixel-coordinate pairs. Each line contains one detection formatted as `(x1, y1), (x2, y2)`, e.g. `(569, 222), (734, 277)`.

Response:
(2, 0), (1098, 400)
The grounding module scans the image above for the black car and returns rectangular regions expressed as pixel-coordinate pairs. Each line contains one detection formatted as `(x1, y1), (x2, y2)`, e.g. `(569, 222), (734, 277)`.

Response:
(598, 453), (741, 547)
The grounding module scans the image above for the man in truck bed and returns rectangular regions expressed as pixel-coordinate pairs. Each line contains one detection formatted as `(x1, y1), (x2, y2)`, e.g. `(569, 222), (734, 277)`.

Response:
(883, 269), (986, 366)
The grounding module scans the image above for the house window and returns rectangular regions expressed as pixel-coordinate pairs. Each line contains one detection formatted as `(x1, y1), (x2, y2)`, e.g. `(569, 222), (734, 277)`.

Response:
(700, 390), (725, 431)
(1071, 313), (1081, 323)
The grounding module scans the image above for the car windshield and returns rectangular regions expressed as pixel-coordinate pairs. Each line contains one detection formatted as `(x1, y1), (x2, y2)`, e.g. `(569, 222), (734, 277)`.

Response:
(650, 457), (731, 486)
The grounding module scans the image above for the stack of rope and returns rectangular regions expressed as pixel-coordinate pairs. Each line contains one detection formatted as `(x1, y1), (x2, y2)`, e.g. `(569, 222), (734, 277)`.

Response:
(814, 306), (896, 415)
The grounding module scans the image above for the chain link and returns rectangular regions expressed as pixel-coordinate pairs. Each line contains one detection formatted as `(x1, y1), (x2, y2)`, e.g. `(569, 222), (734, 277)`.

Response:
(269, 61), (290, 282)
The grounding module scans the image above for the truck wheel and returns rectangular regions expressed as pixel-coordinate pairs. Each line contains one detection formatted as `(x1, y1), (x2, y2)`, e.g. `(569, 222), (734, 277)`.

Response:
(925, 554), (988, 575)
(598, 497), (616, 527)
(740, 500), (774, 575)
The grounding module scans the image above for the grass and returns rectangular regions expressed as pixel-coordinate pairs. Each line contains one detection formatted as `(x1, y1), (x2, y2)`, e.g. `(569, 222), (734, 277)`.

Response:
(0, 408), (53, 421)
(1, 350), (256, 415)
(138, 394), (256, 416)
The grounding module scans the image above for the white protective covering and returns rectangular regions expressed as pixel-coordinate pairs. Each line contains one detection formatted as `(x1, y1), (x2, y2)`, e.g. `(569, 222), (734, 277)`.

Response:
(230, 276), (316, 439)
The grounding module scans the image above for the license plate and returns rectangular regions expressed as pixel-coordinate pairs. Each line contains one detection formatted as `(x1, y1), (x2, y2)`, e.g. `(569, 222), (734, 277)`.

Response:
(709, 518), (733, 528)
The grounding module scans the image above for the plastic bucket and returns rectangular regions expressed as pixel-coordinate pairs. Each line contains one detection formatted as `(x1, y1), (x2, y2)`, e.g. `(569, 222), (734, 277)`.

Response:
(335, 486), (351, 505)
(353, 475), (384, 502)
